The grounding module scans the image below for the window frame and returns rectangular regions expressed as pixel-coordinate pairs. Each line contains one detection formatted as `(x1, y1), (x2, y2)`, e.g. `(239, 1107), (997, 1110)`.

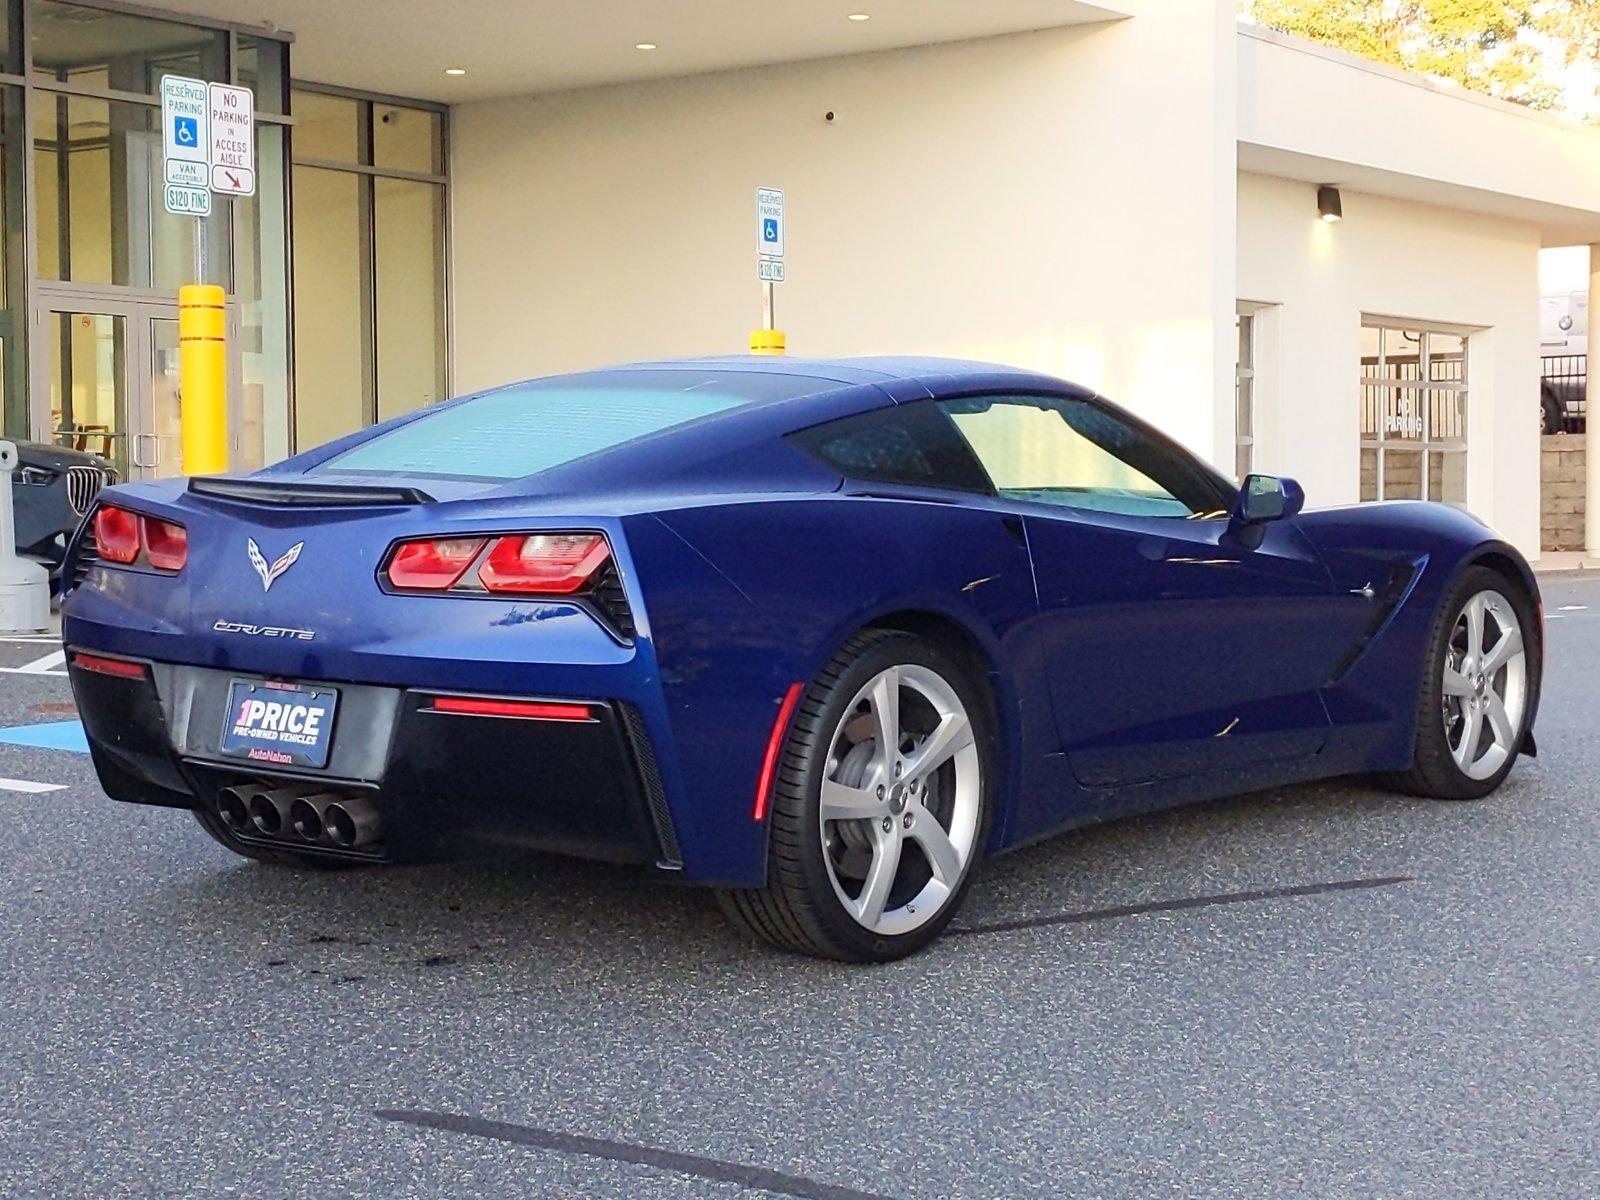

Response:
(1359, 316), (1470, 506)
(288, 80), (449, 449)
(1235, 308), (1255, 482)
(790, 390), (1238, 520)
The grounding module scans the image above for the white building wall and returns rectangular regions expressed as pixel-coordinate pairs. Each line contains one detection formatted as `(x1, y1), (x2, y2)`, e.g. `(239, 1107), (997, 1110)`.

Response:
(449, 1), (1238, 464)
(1237, 172), (1541, 558)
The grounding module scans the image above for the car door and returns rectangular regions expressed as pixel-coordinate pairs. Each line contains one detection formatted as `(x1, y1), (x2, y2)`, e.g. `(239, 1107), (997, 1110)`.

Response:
(938, 393), (1374, 789)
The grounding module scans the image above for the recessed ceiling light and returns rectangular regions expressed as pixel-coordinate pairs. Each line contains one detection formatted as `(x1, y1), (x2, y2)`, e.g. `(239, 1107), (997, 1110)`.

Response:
(847, 13), (871, 20)
(635, 42), (657, 51)
(444, 67), (466, 75)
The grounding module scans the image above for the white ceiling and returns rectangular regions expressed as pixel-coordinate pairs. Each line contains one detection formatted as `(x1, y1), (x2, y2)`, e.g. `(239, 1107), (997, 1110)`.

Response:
(150, 0), (1130, 103)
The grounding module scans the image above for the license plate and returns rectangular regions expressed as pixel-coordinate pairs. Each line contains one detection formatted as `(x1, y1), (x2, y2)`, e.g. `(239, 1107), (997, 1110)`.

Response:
(219, 679), (339, 769)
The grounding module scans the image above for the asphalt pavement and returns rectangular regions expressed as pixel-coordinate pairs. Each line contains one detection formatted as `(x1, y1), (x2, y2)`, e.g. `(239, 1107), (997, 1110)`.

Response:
(0, 576), (1597, 1199)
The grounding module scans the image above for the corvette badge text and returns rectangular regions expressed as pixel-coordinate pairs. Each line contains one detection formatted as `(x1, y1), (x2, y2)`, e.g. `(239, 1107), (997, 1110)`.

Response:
(213, 620), (316, 641)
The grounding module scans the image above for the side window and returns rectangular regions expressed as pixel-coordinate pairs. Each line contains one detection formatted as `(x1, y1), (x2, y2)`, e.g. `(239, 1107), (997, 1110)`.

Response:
(788, 403), (992, 493)
(938, 394), (1230, 518)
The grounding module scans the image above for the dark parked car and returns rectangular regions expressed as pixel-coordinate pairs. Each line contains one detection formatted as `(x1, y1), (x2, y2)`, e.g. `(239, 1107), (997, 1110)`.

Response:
(9, 440), (115, 583)
(1542, 375), (1585, 434)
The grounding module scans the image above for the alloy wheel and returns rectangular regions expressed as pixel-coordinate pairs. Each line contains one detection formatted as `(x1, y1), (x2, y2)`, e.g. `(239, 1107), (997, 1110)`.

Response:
(1441, 588), (1528, 782)
(818, 663), (982, 935)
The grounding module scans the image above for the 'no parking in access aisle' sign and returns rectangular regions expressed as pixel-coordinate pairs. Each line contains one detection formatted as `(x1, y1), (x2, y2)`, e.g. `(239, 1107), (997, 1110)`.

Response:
(160, 75), (256, 216)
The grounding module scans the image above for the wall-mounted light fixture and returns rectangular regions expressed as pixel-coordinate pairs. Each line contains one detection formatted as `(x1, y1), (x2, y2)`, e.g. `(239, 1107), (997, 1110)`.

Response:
(1317, 184), (1342, 223)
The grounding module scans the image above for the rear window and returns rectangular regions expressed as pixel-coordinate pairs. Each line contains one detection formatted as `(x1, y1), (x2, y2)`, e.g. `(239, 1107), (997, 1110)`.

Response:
(316, 369), (825, 480)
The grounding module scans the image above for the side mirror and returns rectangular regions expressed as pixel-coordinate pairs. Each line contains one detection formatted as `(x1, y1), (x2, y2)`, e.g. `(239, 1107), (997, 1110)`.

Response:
(1233, 474), (1305, 524)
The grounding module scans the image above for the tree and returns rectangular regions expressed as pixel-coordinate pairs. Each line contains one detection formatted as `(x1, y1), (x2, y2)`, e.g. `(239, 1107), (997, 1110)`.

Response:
(1243, 0), (1600, 115)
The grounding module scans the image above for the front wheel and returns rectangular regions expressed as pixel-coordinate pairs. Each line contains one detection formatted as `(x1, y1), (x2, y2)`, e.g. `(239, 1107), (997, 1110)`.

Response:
(719, 630), (994, 962)
(1382, 566), (1539, 800)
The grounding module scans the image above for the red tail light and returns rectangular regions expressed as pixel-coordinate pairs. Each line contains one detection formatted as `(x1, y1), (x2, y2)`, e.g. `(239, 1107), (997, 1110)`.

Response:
(478, 534), (610, 595)
(91, 505), (188, 571)
(430, 695), (595, 722)
(94, 505), (140, 564)
(71, 651), (149, 680)
(141, 517), (189, 571)
(383, 532), (613, 597)
(386, 537), (487, 590)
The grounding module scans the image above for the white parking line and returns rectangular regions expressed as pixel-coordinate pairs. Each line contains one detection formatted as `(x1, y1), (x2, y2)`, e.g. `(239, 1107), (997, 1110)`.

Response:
(1559, 605), (1588, 611)
(0, 649), (67, 676)
(0, 777), (67, 794)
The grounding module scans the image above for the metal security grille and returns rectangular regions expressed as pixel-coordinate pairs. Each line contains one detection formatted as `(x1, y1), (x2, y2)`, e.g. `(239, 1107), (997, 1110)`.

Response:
(1541, 353), (1586, 433)
(64, 464), (110, 515)
(1359, 321), (1468, 505)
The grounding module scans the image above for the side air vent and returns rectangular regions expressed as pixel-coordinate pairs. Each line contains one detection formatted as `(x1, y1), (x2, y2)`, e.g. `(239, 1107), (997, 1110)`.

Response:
(61, 521), (101, 594)
(590, 561), (636, 641)
(619, 702), (681, 870)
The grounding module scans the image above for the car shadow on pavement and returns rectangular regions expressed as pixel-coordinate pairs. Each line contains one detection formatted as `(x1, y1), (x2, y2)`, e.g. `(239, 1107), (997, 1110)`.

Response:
(131, 767), (1534, 989)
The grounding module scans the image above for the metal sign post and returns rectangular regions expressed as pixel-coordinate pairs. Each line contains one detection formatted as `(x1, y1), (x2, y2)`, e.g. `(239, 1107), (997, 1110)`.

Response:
(752, 187), (787, 354)
(158, 74), (256, 476)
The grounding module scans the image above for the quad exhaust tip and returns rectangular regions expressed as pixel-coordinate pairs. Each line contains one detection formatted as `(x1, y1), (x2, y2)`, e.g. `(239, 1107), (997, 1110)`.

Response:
(324, 796), (380, 848)
(218, 784), (381, 850)
(289, 793), (340, 841)
(248, 787), (299, 836)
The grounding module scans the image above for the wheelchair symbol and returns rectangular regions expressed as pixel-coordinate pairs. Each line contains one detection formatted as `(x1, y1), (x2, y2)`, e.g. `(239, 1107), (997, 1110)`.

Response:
(173, 117), (198, 147)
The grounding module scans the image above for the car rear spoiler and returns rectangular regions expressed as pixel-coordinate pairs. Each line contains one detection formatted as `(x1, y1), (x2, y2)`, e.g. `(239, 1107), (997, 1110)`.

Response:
(187, 477), (436, 507)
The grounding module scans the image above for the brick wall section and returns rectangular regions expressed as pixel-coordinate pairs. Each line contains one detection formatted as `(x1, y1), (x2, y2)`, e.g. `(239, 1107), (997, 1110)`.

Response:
(1542, 433), (1585, 552)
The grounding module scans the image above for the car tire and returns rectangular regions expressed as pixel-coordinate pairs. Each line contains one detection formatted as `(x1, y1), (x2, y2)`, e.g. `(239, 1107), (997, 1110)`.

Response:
(718, 629), (994, 962)
(190, 808), (370, 870)
(1380, 565), (1540, 801)
(1541, 388), (1563, 435)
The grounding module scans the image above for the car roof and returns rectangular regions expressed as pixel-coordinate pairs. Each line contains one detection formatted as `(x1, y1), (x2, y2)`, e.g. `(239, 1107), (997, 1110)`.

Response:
(603, 354), (1074, 395)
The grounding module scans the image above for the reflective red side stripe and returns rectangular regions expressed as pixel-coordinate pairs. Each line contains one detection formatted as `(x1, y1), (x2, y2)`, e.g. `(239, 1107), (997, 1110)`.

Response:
(429, 695), (594, 722)
(71, 652), (148, 680)
(753, 682), (804, 822)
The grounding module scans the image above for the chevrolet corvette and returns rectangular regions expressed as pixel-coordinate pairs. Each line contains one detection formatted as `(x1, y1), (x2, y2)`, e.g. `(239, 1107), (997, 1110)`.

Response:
(60, 357), (1541, 961)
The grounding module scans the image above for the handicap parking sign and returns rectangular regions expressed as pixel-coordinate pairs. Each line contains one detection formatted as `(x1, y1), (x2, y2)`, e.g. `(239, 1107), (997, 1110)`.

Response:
(756, 187), (784, 258)
(173, 115), (199, 148)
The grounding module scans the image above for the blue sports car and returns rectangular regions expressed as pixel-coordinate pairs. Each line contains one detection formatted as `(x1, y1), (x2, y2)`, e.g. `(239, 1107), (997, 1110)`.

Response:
(61, 357), (1541, 961)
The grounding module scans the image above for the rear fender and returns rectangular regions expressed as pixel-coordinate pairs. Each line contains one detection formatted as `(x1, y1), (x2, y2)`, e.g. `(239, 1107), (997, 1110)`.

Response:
(650, 495), (1051, 880)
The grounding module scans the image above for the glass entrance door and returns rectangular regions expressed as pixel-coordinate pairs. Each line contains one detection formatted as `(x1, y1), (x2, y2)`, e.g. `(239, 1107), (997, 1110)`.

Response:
(40, 308), (130, 475)
(31, 289), (240, 481)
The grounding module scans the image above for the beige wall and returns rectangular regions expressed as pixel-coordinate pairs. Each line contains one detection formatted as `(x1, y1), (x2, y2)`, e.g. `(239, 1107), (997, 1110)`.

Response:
(449, 2), (1240, 464)
(1237, 172), (1542, 557)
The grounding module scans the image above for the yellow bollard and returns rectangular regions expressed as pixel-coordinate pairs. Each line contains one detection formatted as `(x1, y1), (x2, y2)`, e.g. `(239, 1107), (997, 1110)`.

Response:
(178, 283), (227, 475)
(749, 328), (786, 356)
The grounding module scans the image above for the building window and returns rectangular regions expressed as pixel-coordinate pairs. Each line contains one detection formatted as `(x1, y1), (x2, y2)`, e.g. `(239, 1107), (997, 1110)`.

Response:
(11, 2), (292, 476)
(1235, 310), (1255, 480)
(1359, 320), (1468, 505)
(290, 85), (447, 452)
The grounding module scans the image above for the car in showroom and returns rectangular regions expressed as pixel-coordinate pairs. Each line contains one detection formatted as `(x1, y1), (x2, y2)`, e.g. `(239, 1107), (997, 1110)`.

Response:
(59, 357), (1541, 962)
(9, 440), (114, 586)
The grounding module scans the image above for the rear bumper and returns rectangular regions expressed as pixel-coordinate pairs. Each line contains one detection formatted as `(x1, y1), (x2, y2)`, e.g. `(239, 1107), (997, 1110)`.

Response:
(68, 650), (682, 871)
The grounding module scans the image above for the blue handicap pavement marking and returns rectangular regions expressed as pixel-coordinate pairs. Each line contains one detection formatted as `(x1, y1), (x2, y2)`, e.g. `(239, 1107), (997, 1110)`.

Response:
(173, 115), (198, 147)
(0, 720), (89, 754)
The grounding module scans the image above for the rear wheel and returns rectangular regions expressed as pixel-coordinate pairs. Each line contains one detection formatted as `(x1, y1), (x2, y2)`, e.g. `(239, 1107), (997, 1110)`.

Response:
(1382, 566), (1538, 800)
(190, 808), (369, 870)
(719, 630), (993, 962)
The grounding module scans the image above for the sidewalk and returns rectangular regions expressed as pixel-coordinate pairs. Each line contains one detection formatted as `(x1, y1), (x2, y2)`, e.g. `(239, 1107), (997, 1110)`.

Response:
(1534, 551), (1600, 574)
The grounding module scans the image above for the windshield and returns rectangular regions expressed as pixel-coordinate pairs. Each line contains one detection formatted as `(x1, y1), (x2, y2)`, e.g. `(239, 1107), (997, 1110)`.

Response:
(316, 369), (826, 481)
